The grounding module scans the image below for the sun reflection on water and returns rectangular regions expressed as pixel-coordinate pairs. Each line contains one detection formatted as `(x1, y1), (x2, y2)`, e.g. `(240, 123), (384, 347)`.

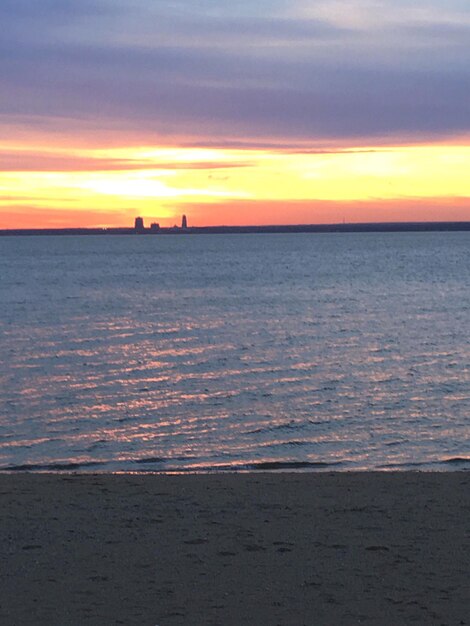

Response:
(0, 233), (469, 472)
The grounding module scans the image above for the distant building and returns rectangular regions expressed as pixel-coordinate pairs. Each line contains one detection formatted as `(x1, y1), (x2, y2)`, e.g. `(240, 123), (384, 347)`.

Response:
(134, 216), (145, 232)
(181, 214), (188, 229)
(150, 222), (160, 232)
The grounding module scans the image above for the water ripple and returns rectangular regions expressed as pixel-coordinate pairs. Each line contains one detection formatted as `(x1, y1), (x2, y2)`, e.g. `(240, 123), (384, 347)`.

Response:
(1, 232), (469, 472)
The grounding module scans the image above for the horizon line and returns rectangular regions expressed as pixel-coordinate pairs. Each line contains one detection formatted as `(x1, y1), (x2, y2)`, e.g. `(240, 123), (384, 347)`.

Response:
(1, 219), (470, 236)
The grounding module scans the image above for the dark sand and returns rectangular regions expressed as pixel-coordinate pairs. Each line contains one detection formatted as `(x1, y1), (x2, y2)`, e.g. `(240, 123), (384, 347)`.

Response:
(0, 472), (468, 625)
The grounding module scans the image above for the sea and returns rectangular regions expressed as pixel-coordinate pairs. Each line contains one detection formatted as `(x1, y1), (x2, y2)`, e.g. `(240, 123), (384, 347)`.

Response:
(0, 232), (469, 472)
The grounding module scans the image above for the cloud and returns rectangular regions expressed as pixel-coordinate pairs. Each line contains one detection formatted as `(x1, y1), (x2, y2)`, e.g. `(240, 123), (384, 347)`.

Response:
(1, 0), (470, 147)
(291, 0), (470, 30)
(0, 0), (116, 38)
(0, 149), (253, 172)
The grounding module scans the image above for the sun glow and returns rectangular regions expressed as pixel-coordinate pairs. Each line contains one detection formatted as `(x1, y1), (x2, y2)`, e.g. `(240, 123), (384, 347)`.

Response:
(1, 140), (469, 228)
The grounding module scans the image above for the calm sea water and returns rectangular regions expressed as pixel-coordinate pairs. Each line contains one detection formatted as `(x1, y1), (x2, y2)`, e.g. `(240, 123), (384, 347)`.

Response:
(0, 232), (469, 472)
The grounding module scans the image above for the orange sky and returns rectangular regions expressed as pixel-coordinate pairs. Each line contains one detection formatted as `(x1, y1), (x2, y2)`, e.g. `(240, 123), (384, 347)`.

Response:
(1, 138), (470, 228)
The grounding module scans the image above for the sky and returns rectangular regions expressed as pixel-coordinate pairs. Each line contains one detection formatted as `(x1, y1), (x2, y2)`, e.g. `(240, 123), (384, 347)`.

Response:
(1, 0), (470, 228)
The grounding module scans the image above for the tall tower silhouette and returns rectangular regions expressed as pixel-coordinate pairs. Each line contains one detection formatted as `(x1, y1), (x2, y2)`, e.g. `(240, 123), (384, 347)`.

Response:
(134, 216), (144, 232)
(181, 214), (188, 229)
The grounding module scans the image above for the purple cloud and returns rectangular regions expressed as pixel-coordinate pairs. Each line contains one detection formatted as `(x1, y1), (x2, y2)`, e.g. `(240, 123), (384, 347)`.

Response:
(1, 0), (469, 146)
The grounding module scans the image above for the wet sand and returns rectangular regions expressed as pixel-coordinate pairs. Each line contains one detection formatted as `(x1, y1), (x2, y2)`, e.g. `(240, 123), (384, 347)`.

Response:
(0, 472), (468, 625)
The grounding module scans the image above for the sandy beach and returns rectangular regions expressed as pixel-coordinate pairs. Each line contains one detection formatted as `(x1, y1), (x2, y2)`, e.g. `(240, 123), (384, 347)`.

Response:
(0, 472), (468, 625)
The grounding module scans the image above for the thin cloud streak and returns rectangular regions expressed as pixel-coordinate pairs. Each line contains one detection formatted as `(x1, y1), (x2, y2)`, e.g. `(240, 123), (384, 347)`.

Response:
(0, 150), (253, 172)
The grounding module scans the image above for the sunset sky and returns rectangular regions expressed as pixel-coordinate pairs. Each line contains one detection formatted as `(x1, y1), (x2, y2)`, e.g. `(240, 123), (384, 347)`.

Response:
(1, 0), (470, 228)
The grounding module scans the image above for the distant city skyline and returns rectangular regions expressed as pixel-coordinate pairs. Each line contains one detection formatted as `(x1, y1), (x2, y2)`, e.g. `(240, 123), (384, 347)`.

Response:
(1, 1), (470, 228)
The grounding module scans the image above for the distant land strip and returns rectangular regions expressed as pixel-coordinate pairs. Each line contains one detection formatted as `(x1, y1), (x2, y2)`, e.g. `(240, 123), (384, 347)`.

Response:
(1, 221), (470, 236)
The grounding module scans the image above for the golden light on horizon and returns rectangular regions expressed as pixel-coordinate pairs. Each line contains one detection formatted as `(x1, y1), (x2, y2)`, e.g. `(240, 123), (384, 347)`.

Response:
(1, 141), (470, 228)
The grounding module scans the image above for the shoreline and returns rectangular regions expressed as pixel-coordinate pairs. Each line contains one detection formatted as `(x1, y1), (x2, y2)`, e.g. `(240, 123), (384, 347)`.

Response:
(1, 220), (470, 237)
(1, 471), (468, 625)
(1, 453), (469, 474)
